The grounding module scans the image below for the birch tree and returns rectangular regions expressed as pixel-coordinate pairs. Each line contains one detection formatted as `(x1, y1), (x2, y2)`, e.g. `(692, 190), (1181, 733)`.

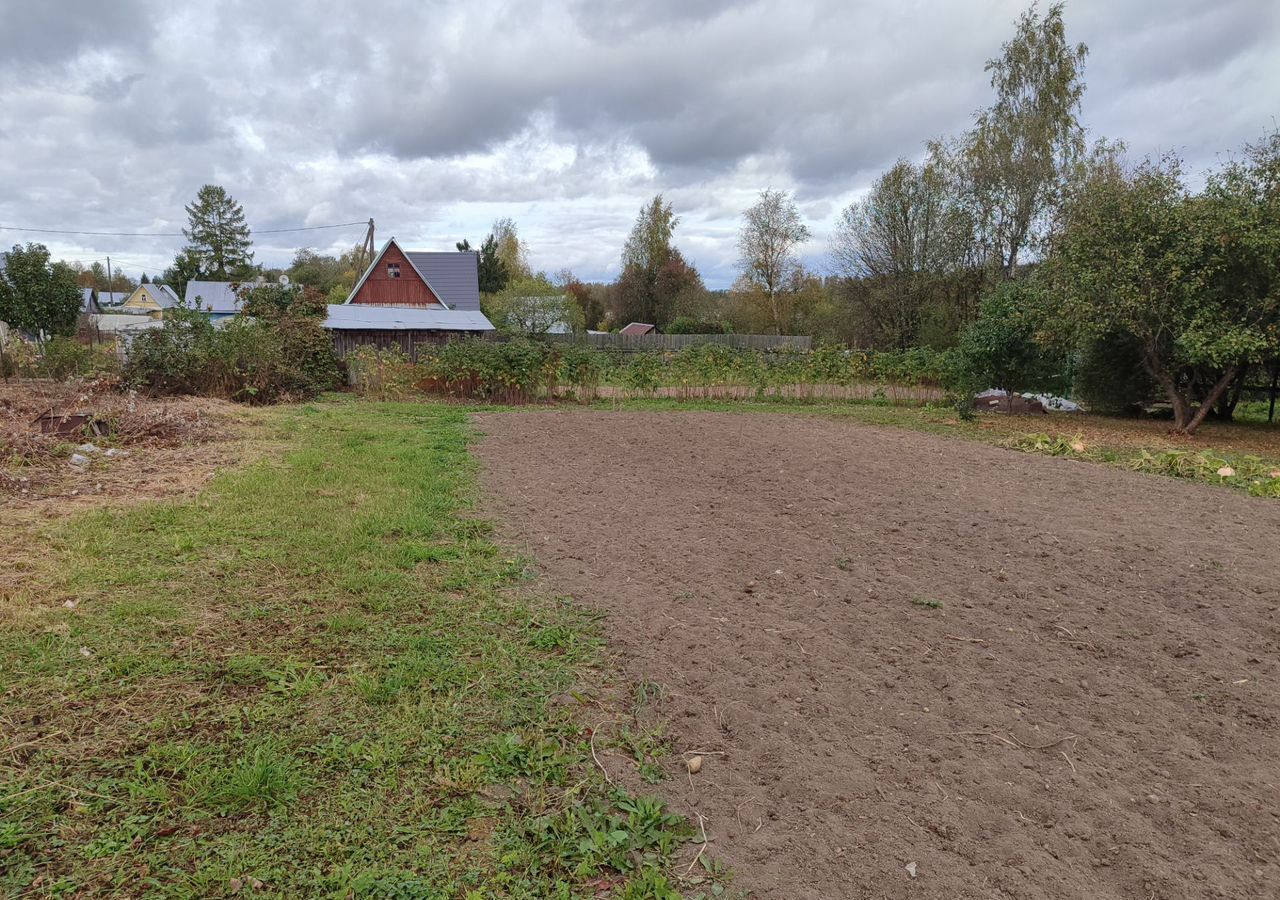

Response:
(737, 189), (811, 333)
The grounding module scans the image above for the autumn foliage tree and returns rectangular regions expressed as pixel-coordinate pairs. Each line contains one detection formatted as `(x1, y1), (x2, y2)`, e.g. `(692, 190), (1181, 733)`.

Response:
(951, 1), (1088, 277)
(615, 194), (705, 328)
(736, 189), (811, 334)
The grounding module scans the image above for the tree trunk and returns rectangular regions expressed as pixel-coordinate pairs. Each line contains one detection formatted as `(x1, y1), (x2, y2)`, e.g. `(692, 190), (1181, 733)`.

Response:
(1140, 346), (1191, 430)
(1216, 368), (1246, 420)
(1268, 359), (1279, 423)
(1181, 366), (1239, 435)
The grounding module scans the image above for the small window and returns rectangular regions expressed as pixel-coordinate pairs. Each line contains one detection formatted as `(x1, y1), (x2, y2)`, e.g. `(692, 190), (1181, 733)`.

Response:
(387, 263), (401, 278)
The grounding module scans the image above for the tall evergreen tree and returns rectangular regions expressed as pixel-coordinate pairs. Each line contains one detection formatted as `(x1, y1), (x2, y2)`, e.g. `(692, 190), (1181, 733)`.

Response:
(477, 233), (509, 295)
(182, 184), (254, 278)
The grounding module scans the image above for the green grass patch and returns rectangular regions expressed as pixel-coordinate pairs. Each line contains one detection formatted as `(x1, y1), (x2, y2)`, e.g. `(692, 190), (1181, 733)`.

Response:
(1, 400), (689, 898)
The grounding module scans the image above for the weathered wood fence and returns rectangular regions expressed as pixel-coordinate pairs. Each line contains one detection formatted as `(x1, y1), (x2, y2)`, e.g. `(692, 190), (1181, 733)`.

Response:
(541, 332), (812, 352)
(330, 329), (459, 363)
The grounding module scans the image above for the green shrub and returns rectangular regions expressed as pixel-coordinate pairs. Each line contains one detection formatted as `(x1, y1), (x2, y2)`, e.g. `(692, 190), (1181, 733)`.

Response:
(950, 281), (1065, 399)
(620, 351), (662, 395)
(559, 342), (608, 399)
(417, 338), (562, 402)
(36, 336), (94, 379)
(123, 289), (340, 403)
(0, 335), (117, 381)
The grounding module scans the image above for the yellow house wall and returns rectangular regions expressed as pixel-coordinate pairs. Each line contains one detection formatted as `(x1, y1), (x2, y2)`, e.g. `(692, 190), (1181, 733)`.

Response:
(120, 288), (167, 318)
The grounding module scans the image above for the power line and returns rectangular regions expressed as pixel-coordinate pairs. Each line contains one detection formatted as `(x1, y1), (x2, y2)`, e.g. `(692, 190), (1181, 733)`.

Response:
(0, 220), (368, 238)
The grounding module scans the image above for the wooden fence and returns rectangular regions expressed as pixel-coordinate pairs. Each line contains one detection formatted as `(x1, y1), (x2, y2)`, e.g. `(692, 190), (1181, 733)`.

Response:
(330, 329), (464, 363)
(541, 332), (812, 352)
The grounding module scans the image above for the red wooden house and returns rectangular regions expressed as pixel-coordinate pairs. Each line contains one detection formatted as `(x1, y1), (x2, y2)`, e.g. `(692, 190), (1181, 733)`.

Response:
(326, 238), (494, 362)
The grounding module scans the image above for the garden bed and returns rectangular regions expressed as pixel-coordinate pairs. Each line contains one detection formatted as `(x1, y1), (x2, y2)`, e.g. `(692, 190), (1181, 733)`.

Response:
(476, 408), (1280, 899)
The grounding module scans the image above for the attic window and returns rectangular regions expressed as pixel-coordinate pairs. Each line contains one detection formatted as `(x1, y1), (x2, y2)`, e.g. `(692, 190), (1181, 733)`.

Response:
(387, 262), (401, 278)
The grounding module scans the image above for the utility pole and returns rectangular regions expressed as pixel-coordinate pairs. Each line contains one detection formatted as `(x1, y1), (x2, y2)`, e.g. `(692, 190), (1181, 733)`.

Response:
(359, 218), (376, 272)
(106, 256), (113, 300)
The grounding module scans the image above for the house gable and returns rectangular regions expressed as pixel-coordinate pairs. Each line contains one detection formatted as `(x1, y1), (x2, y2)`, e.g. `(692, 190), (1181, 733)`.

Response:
(121, 284), (177, 312)
(121, 285), (160, 310)
(348, 240), (445, 308)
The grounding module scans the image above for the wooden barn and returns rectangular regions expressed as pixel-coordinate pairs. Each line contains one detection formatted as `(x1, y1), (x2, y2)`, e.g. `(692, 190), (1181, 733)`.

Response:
(326, 238), (495, 360)
(325, 304), (494, 361)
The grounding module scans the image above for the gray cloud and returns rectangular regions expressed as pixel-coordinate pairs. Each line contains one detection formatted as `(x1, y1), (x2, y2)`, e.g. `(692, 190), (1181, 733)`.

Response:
(0, 0), (1277, 287)
(0, 0), (152, 66)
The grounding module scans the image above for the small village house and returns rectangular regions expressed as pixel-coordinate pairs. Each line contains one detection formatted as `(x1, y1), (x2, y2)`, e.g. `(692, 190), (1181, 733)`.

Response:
(183, 280), (242, 320)
(326, 237), (495, 360)
(119, 283), (180, 317)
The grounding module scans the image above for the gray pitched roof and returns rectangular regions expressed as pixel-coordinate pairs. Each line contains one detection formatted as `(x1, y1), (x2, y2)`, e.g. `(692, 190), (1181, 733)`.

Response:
(184, 280), (241, 314)
(403, 251), (481, 311)
(99, 291), (129, 306)
(81, 288), (102, 313)
(130, 283), (179, 308)
(325, 303), (493, 332)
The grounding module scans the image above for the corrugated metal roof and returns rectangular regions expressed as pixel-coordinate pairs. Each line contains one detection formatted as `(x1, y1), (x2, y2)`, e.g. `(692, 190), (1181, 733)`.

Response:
(403, 251), (481, 310)
(184, 280), (241, 313)
(89, 314), (167, 333)
(99, 291), (129, 306)
(620, 322), (656, 335)
(325, 304), (494, 332)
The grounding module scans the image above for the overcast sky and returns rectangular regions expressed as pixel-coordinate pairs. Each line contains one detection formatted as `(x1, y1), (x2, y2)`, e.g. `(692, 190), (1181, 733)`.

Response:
(0, 0), (1276, 288)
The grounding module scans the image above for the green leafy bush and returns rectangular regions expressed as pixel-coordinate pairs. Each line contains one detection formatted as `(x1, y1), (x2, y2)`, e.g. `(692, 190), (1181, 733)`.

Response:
(373, 338), (962, 406)
(950, 281), (1066, 400)
(417, 338), (562, 402)
(30, 337), (118, 380)
(664, 315), (726, 335)
(123, 289), (340, 403)
(1073, 331), (1157, 415)
(559, 342), (609, 400)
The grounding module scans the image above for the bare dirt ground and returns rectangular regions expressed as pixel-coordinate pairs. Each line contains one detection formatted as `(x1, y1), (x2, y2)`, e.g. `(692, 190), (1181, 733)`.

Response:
(1, 379), (255, 517)
(474, 409), (1280, 900)
(1, 380), (266, 622)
